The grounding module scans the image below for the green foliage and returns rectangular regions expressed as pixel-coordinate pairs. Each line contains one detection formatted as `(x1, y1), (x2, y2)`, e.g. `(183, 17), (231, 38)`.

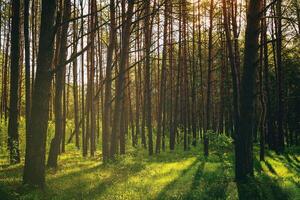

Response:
(208, 130), (233, 151)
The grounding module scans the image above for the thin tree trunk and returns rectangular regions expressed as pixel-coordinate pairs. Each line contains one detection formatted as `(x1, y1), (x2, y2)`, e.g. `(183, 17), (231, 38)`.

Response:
(275, 0), (285, 153)
(144, 0), (153, 156)
(24, 0), (31, 141)
(72, 4), (80, 149)
(80, 0), (86, 157)
(204, 0), (214, 157)
(222, 0), (240, 141)
(47, 0), (71, 168)
(102, 0), (117, 161)
(156, 0), (168, 154)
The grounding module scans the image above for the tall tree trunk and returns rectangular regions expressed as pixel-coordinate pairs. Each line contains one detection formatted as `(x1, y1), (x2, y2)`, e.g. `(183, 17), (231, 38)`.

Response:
(204, 0), (214, 157)
(144, 0), (153, 156)
(236, 0), (262, 181)
(23, 0), (57, 187)
(276, 0), (285, 153)
(72, 4), (80, 149)
(110, 0), (134, 158)
(222, 0), (240, 141)
(156, 0), (168, 154)
(263, 5), (271, 151)
(260, 0), (269, 161)
(80, 0), (86, 157)
(24, 0), (31, 143)
(191, 1), (197, 146)
(134, 28), (141, 147)
(170, 0), (180, 151)
(47, 0), (71, 168)
(89, 0), (97, 157)
(8, 0), (21, 164)
(102, 0), (116, 162)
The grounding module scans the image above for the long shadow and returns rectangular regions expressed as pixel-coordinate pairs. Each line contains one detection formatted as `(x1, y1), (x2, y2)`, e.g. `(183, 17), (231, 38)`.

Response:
(284, 155), (300, 169)
(47, 163), (103, 182)
(49, 159), (146, 182)
(141, 151), (199, 164)
(156, 157), (202, 200)
(240, 156), (290, 200)
(265, 151), (300, 175)
(199, 162), (230, 200)
(279, 155), (300, 175)
(59, 161), (147, 199)
(237, 175), (290, 200)
(0, 164), (23, 184)
(26, 160), (147, 199)
(266, 153), (300, 176)
(191, 161), (206, 191)
(180, 159), (206, 200)
(292, 155), (300, 163)
(264, 160), (278, 175)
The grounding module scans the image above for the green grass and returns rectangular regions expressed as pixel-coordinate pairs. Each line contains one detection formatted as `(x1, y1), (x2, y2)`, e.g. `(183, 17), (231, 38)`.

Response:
(0, 143), (299, 200)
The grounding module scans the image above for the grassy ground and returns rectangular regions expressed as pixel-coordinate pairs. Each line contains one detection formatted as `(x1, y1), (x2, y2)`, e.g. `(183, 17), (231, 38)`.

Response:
(0, 144), (299, 200)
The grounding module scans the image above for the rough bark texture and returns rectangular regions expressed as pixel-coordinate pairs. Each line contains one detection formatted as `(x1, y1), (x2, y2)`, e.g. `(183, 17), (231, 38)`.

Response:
(8, 0), (21, 164)
(23, 0), (57, 187)
(235, 0), (262, 181)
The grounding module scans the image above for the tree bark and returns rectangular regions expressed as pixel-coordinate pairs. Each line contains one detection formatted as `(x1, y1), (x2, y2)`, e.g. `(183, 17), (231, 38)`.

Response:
(144, 0), (153, 156)
(275, 0), (285, 153)
(24, 0), (31, 144)
(236, 0), (262, 181)
(8, 0), (21, 164)
(47, 0), (71, 168)
(110, 0), (134, 158)
(156, 0), (168, 154)
(72, 4), (80, 149)
(23, 0), (57, 187)
(204, 0), (214, 157)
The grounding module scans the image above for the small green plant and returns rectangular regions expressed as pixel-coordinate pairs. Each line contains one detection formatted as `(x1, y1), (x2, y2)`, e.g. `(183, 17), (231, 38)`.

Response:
(207, 130), (233, 151)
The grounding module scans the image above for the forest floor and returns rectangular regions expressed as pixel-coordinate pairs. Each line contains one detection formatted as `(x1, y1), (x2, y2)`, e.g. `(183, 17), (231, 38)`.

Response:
(0, 144), (300, 200)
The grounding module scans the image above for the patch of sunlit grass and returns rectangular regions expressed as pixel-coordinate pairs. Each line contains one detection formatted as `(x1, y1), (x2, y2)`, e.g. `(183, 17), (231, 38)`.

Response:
(0, 143), (299, 200)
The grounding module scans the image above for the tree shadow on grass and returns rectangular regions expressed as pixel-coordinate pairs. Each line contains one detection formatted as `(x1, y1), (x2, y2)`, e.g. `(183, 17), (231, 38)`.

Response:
(178, 160), (206, 200)
(137, 150), (200, 164)
(0, 154), (147, 199)
(284, 155), (299, 166)
(15, 160), (147, 199)
(156, 156), (230, 200)
(282, 155), (300, 173)
(237, 176), (290, 200)
(239, 159), (291, 200)
(196, 162), (230, 200)
(156, 157), (202, 200)
(264, 160), (278, 175)
(0, 164), (23, 186)
(191, 161), (206, 191)
(265, 151), (300, 176)
(292, 155), (299, 163)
